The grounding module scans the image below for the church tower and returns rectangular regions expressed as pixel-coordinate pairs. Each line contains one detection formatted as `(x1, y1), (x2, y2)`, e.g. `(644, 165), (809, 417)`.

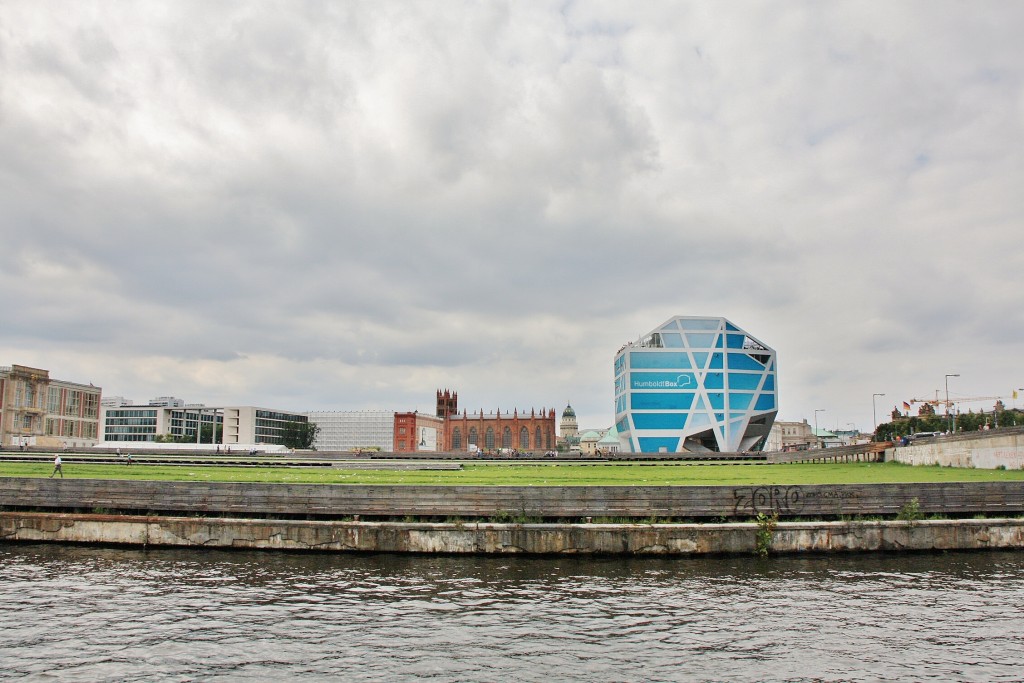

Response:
(436, 389), (458, 419)
(560, 403), (579, 440)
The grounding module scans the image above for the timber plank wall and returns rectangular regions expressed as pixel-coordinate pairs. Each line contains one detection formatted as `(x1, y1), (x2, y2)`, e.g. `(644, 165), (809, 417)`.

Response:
(2, 478), (1023, 520)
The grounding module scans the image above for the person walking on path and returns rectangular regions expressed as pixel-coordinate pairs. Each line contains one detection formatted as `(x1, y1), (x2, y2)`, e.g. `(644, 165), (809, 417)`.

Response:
(49, 454), (63, 478)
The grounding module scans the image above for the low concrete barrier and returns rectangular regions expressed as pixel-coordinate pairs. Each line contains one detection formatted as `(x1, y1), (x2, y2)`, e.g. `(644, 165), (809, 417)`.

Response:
(891, 430), (1024, 469)
(2, 512), (1022, 555)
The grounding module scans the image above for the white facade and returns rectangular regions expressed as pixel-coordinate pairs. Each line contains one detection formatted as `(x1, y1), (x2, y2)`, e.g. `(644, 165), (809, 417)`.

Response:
(148, 396), (185, 407)
(307, 410), (396, 452)
(765, 419), (815, 452)
(100, 404), (308, 447)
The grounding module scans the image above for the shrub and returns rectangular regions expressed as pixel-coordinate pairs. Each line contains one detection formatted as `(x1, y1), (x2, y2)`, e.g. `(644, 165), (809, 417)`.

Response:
(755, 512), (778, 558)
(897, 498), (922, 522)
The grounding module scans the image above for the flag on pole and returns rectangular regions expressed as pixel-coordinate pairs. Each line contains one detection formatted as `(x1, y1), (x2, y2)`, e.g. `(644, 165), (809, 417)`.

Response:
(902, 401), (911, 412)
(1014, 390), (1019, 400)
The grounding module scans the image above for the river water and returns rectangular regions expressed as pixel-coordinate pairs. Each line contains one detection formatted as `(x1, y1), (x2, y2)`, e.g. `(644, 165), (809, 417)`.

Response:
(2, 544), (1023, 682)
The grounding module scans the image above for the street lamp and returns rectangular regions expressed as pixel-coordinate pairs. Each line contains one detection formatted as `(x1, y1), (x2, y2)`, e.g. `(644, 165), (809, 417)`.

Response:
(945, 374), (959, 434)
(872, 393), (885, 434)
(814, 409), (825, 449)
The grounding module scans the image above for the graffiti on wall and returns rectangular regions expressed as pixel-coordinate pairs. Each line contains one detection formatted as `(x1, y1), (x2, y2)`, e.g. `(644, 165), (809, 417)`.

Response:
(733, 486), (862, 515)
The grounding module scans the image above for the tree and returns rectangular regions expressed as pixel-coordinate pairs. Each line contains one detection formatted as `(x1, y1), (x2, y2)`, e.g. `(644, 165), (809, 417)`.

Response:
(199, 423), (221, 444)
(874, 408), (1024, 441)
(281, 421), (319, 450)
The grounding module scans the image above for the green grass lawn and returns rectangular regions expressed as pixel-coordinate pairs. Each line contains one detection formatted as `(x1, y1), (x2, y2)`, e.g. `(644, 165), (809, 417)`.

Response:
(4, 461), (1024, 486)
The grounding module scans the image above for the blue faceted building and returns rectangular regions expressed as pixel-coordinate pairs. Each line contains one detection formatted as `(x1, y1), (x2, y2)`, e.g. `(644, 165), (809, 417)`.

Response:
(614, 316), (777, 453)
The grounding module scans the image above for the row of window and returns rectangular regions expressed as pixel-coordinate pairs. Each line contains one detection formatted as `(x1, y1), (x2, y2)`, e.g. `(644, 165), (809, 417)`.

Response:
(106, 409), (158, 419)
(256, 411), (307, 423)
(104, 426), (157, 435)
(44, 418), (99, 439)
(106, 418), (158, 426)
(10, 384), (101, 419)
(450, 426), (553, 450)
(170, 412), (219, 423)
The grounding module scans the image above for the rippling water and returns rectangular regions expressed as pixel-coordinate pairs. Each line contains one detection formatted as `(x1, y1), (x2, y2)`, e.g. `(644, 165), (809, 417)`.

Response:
(2, 544), (1024, 682)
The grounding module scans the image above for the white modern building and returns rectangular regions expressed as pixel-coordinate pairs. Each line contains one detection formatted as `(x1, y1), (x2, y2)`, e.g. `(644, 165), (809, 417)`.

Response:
(306, 410), (397, 452)
(100, 403), (308, 448)
(614, 316), (778, 453)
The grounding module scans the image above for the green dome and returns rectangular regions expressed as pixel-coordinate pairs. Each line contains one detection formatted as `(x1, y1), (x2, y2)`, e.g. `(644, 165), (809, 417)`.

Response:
(562, 404), (576, 418)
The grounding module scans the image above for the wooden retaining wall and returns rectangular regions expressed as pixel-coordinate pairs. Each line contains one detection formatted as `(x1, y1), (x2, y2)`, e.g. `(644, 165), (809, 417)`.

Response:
(2, 478), (1023, 519)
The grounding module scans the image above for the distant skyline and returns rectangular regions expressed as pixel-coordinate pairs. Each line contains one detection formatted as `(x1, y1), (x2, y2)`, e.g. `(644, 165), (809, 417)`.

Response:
(2, 2), (1022, 434)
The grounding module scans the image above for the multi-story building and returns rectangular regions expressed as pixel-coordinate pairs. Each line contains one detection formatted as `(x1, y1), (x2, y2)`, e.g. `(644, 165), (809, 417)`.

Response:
(393, 411), (446, 452)
(309, 392), (557, 454)
(614, 316), (778, 453)
(0, 364), (102, 448)
(765, 419), (815, 452)
(100, 402), (308, 447)
(307, 410), (397, 452)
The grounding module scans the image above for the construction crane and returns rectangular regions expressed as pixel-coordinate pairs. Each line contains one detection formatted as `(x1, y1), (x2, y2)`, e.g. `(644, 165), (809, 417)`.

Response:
(909, 395), (1005, 411)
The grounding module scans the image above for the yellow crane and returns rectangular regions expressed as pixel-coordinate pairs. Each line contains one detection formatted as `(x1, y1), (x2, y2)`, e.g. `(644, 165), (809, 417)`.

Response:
(909, 395), (1005, 410)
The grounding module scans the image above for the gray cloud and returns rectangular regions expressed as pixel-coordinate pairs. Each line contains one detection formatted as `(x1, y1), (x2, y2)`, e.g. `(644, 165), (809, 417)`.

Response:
(2, 1), (1022, 431)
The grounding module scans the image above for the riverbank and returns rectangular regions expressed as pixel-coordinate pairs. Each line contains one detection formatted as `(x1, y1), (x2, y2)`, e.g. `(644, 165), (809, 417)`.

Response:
(3, 511), (1023, 555)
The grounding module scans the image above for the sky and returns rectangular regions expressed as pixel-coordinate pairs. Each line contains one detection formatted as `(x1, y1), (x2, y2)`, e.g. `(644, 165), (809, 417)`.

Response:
(2, 1), (1022, 434)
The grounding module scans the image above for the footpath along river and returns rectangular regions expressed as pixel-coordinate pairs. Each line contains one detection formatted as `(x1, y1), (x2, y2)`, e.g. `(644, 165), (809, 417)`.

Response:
(2, 544), (1023, 682)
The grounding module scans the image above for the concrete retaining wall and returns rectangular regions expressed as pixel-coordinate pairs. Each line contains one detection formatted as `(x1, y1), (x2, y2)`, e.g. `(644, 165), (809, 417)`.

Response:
(3, 512), (1022, 555)
(891, 431), (1024, 469)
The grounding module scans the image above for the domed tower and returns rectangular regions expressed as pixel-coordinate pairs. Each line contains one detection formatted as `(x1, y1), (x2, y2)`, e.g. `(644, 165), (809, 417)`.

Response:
(560, 403), (579, 440)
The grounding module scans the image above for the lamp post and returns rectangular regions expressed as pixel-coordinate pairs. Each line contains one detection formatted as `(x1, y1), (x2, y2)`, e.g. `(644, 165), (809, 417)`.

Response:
(872, 393), (885, 435)
(814, 409), (825, 449)
(945, 374), (959, 434)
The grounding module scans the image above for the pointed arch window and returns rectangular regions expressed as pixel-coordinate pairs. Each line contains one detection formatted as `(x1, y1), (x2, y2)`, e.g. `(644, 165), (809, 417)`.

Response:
(520, 427), (530, 449)
(485, 427), (495, 450)
(452, 427), (462, 450)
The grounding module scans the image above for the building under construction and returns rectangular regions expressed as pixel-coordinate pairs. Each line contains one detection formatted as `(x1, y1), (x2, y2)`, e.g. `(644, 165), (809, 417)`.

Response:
(0, 364), (102, 448)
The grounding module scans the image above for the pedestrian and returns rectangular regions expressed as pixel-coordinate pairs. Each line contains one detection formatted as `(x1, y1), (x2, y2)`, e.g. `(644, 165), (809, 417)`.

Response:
(126, 452), (132, 466)
(49, 454), (63, 478)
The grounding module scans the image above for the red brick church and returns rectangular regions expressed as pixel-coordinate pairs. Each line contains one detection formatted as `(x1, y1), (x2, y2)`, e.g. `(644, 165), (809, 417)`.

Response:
(436, 389), (557, 453)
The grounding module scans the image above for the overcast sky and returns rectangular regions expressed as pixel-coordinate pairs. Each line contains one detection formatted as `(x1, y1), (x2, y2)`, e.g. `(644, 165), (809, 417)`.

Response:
(2, 2), (1022, 434)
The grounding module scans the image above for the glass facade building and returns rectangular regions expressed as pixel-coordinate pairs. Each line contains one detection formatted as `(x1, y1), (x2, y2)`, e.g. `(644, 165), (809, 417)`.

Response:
(614, 316), (777, 453)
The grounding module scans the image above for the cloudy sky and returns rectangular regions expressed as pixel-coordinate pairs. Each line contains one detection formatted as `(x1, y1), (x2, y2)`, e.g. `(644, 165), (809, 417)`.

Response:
(2, 1), (1022, 434)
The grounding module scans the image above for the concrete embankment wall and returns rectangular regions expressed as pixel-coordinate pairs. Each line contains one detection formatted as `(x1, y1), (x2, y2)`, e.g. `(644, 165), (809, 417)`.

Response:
(891, 431), (1024, 469)
(3, 512), (1023, 555)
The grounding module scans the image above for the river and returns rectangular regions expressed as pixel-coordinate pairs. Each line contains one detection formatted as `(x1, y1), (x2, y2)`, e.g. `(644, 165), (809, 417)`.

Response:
(2, 544), (1023, 682)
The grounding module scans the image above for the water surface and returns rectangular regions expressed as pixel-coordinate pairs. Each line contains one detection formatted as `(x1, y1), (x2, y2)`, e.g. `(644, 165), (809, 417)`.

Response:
(2, 545), (1023, 681)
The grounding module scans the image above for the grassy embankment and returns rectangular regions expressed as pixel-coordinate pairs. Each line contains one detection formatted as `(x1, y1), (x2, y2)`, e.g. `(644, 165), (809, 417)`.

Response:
(3, 461), (1024, 486)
